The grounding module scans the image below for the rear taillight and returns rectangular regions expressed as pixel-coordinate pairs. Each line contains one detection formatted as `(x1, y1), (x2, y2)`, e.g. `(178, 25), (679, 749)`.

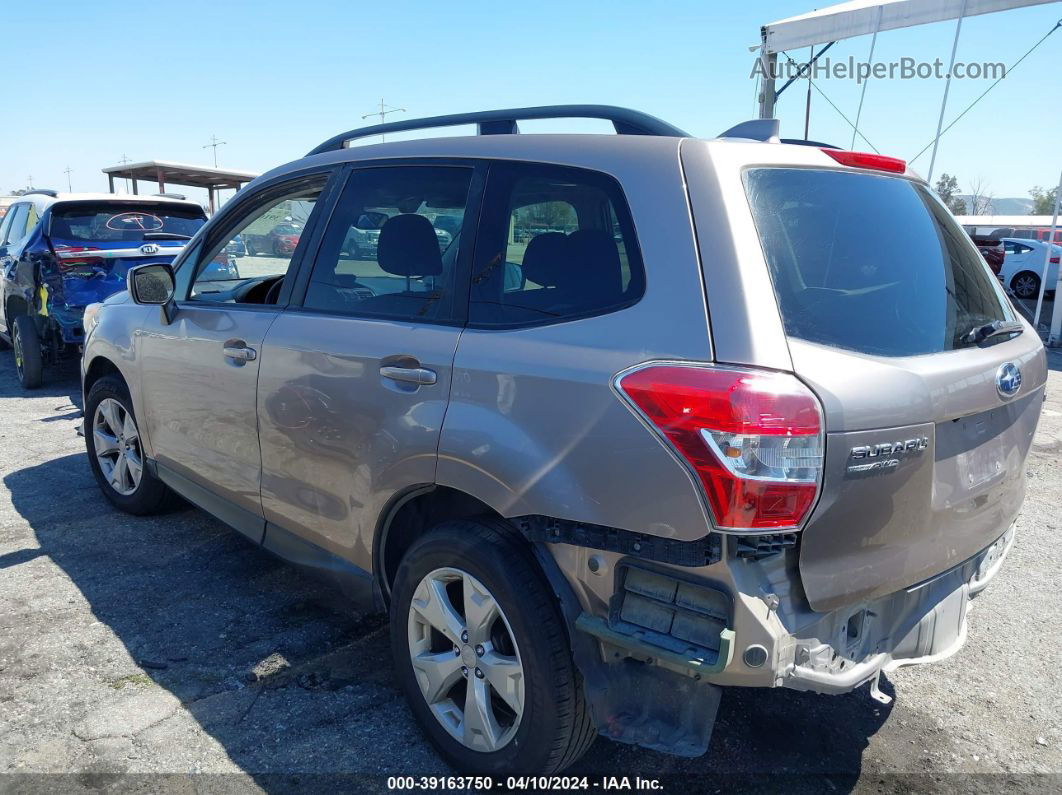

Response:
(821, 149), (906, 174)
(616, 364), (824, 531)
(1051, 256), (1060, 265)
(53, 245), (104, 269)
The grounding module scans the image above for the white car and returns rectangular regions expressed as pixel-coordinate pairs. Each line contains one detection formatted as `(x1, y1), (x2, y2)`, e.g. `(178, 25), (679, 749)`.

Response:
(999, 237), (1062, 299)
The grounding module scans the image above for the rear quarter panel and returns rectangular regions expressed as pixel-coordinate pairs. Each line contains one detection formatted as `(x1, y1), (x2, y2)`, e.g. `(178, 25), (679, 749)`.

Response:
(437, 140), (717, 540)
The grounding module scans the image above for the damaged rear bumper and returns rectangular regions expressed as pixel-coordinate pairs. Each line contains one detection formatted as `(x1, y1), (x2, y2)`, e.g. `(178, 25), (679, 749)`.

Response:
(784, 523), (1014, 694)
(541, 522), (1015, 758)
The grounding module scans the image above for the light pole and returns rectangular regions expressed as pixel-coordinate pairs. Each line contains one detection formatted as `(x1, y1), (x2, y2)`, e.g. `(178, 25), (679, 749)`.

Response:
(361, 99), (405, 142)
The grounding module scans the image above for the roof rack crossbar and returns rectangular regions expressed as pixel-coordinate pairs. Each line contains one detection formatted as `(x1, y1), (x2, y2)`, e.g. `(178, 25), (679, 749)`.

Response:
(307, 105), (689, 156)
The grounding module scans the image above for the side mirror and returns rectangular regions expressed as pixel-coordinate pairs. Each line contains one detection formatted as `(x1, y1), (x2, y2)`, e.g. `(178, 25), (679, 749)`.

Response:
(128, 263), (177, 324)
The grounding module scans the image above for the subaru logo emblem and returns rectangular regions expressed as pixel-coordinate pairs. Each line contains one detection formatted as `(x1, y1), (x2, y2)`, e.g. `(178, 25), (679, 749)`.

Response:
(996, 362), (1022, 399)
(139, 243), (159, 255)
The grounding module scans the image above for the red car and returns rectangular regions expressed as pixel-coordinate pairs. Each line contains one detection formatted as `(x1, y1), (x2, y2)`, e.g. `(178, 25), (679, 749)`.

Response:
(970, 235), (1004, 275)
(245, 222), (301, 256)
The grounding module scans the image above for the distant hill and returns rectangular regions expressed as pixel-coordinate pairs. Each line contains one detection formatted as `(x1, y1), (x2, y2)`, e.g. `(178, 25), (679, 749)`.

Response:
(956, 195), (1035, 215)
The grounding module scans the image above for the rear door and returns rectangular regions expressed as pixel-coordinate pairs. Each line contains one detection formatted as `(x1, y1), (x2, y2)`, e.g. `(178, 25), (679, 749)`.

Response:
(741, 165), (1047, 612)
(255, 162), (480, 570)
(0, 202), (31, 336)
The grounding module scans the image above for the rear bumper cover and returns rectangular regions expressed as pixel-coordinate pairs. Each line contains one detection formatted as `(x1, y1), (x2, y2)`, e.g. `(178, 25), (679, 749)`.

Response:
(782, 524), (1015, 694)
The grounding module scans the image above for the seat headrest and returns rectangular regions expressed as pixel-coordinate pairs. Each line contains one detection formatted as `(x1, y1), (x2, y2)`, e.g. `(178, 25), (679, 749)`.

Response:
(377, 214), (442, 277)
(566, 229), (623, 300)
(521, 232), (570, 287)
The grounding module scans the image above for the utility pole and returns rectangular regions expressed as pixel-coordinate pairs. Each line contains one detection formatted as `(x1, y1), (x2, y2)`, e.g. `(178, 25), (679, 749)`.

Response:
(118, 154), (132, 192)
(361, 98), (405, 142)
(202, 134), (227, 168)
(63, 165), (73, 193)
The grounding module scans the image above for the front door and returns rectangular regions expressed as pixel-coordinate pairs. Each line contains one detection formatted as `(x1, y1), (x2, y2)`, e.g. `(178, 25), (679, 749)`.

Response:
(256, 163), (480, 570)
(138, 173), (334, 540)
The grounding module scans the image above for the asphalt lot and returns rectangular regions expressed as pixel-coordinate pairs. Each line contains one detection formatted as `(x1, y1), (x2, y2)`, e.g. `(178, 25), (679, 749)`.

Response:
(1, 349), (1061, 792)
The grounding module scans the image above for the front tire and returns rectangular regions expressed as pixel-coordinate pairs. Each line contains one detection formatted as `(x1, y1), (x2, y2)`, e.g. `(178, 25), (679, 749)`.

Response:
(390, 519), (595, 775)
(12, 315), (43, 389)
(85, 375), (176, 515)
(1011, 271), (1041, 300)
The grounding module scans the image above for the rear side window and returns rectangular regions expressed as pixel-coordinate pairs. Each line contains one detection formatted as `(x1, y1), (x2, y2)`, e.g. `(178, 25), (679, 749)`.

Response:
(469, 162), (644, 327)
(2, 204), (30, 246)
(50, 203), (206, 243)
(744, 168), (1013, 357)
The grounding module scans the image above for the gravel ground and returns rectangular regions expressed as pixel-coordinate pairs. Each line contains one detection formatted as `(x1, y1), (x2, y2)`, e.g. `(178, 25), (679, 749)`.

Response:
(0, 349), (1060, 793)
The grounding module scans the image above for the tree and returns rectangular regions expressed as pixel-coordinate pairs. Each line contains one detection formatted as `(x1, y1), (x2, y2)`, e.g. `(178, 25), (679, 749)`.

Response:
(934, 173), (966, 214)
(1030, 185), (1059, 216)
(966, 177), (994, 216)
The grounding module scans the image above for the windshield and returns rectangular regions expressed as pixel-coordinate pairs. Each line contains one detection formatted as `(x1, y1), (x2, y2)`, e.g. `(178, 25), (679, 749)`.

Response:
(744, 168), (1013, 357)
(50, 203), (206, 243)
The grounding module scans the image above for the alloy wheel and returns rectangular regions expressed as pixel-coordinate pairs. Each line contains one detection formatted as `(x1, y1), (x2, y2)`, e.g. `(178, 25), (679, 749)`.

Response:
(1014, 274), (1038, 298)
(407, 567), (524, 753)
(93, 398), (144, 496)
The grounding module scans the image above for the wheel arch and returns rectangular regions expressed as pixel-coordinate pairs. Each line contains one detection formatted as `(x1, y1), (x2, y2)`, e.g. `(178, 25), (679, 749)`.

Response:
(5, 295), (29, 329)
(83, 355), (127, 397)
(374, 485), (521, 605)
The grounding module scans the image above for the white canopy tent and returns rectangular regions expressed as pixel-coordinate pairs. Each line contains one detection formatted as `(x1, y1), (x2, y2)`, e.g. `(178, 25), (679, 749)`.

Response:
(759, 0), (1054, 55)
(756, 0), (1062, 343)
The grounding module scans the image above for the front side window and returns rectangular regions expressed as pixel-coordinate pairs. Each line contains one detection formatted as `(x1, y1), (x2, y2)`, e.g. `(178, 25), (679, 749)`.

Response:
(469, 163), (644, 327)
(190, 181), (323, 302)
(744, 167), (1013, 357)
(303, 166), (473, 322)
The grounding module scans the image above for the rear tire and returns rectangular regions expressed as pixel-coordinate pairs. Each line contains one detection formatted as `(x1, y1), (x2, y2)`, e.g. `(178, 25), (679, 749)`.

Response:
(1011, 271), (1041, 300)
(390, 519), (596, 775)
(85, 375), (177, 515)
(12, 315), (43, 389)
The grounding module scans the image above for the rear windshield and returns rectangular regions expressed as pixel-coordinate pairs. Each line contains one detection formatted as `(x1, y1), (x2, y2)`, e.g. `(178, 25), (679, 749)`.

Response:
(744, 168), (1013, 357)
(50, 203), (206, 243)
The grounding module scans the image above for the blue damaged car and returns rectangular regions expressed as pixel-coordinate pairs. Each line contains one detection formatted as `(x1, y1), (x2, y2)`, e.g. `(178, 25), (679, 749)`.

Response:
(0, 191), (208, 388)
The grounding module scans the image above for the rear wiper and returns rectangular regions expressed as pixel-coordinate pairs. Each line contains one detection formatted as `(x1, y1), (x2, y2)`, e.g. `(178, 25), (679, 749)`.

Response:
(963, 319), (1024, 345)
(142, 232), (192, 240)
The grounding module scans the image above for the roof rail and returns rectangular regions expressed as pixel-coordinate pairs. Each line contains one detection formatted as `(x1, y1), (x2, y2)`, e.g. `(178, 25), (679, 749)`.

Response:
(307, 105), (689, 156)
(24, 189), (58, 198)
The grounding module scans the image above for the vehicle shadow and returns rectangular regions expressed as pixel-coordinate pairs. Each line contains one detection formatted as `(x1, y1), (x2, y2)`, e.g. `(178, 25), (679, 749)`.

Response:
(3, 428), (889, 790)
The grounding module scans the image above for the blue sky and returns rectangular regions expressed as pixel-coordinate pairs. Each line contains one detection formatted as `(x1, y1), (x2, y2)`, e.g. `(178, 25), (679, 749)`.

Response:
(1, 0), (1058, 205)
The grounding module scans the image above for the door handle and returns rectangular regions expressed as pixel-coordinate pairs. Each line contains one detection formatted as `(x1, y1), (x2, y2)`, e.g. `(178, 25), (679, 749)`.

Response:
(223, 344), (257, 362)
(380, 365), (437, 385)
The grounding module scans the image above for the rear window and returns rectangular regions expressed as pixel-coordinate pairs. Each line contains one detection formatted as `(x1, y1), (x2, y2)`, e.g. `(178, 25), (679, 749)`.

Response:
(744, 168), (1013, 357)
(50, 203), (206, 243)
